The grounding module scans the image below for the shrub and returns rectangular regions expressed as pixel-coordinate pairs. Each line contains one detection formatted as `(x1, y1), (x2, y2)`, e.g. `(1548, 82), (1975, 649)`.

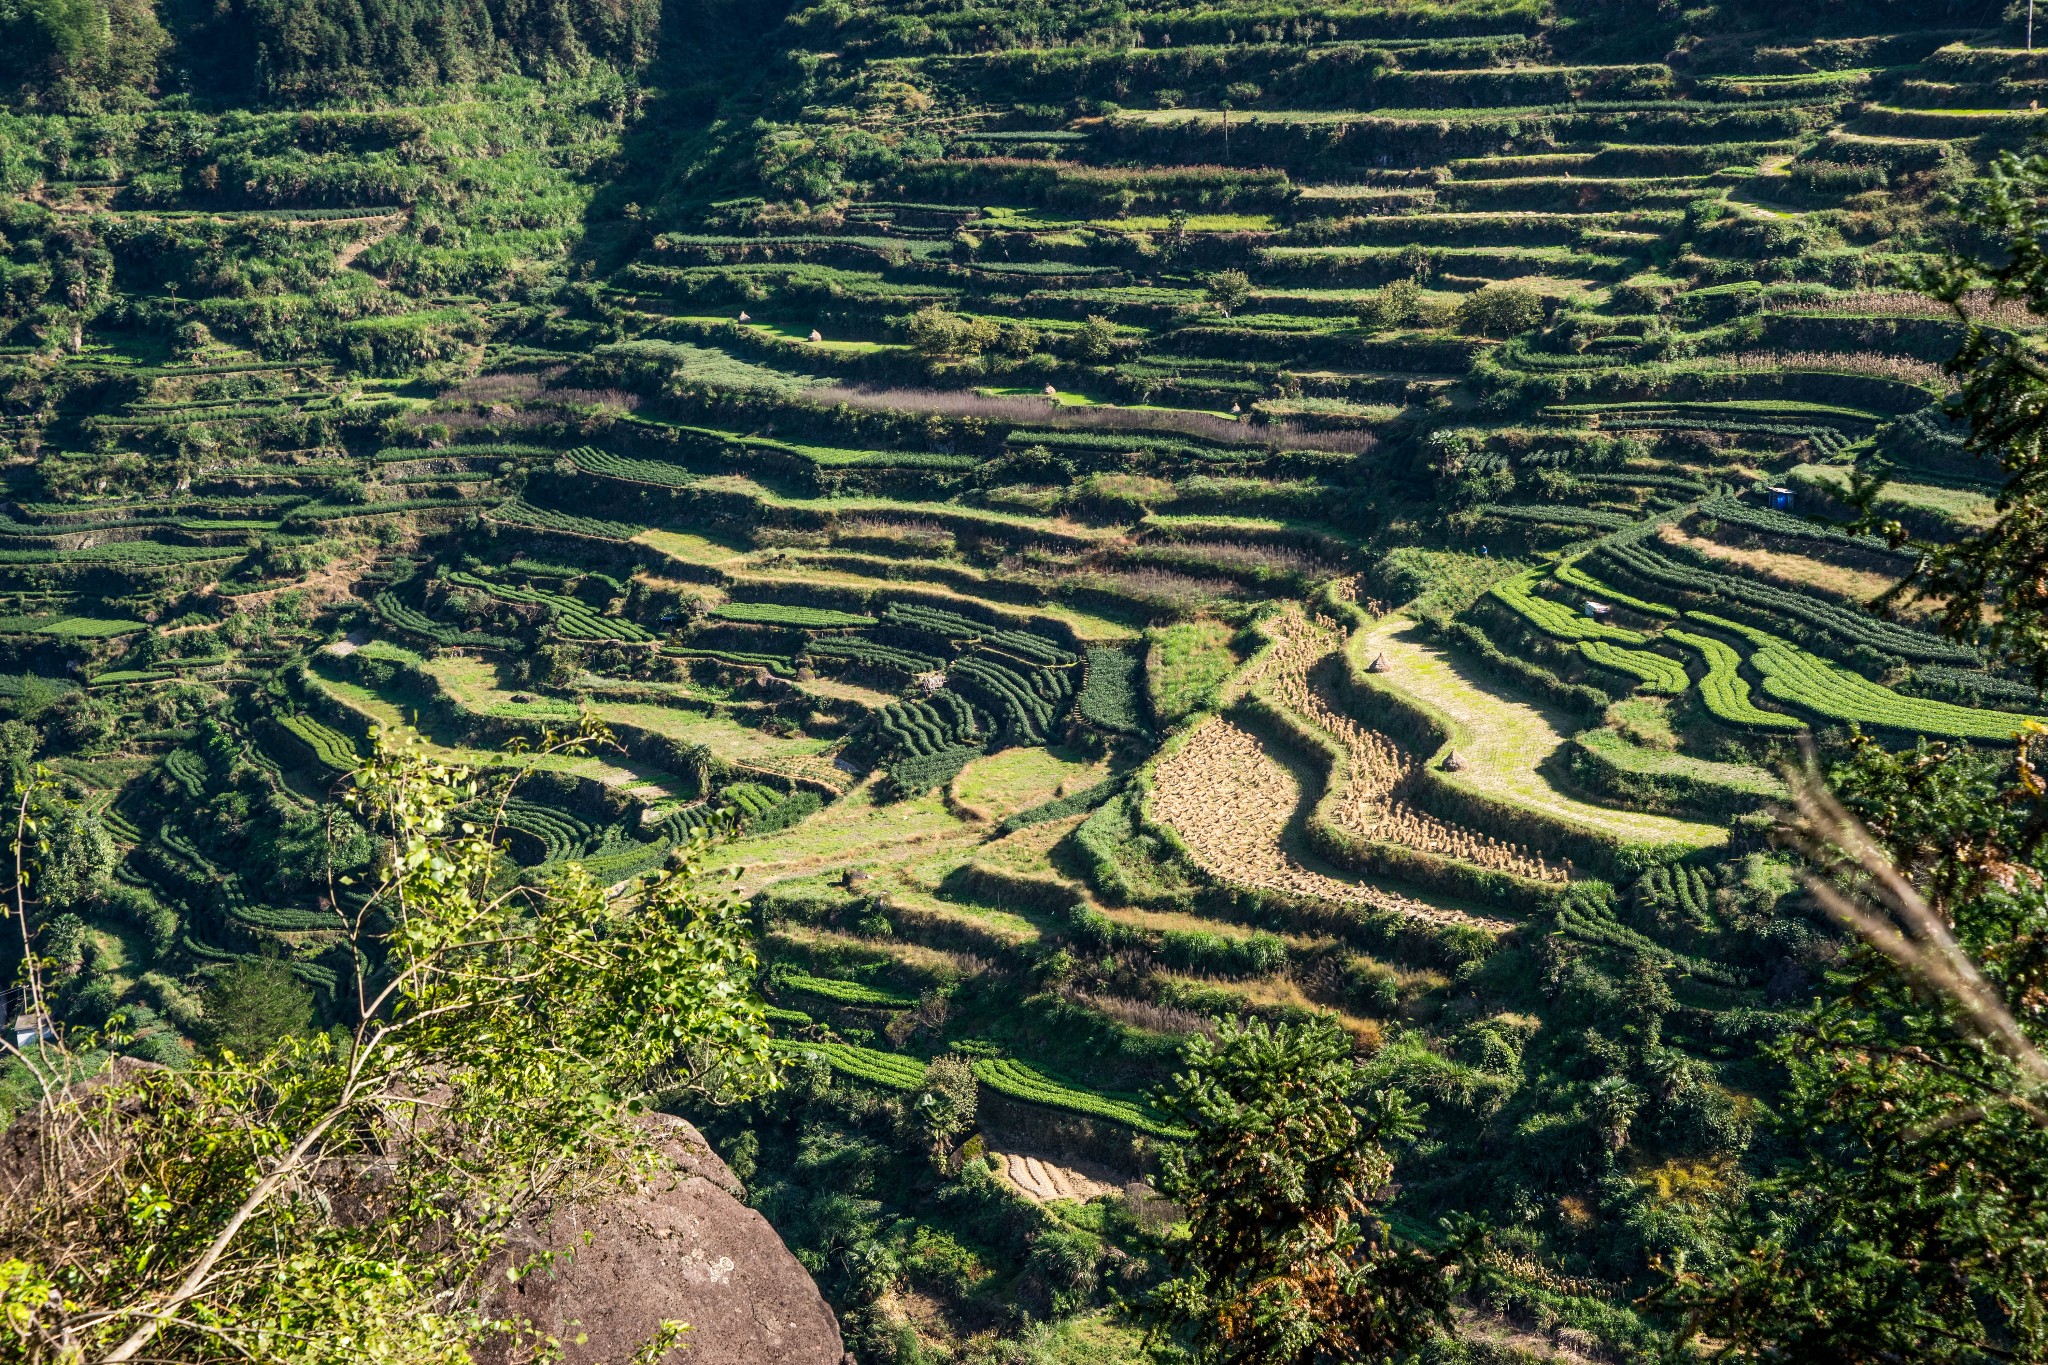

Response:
(1158, 928), (1289, 978)
(1355, 278), (1425, 331)
(1455, 285), (1544, 338)
(1204, 269), (1253, 317)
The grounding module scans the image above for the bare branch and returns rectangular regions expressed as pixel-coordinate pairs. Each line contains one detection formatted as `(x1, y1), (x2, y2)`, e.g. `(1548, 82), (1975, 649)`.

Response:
(1782, 762), (2048, 1117)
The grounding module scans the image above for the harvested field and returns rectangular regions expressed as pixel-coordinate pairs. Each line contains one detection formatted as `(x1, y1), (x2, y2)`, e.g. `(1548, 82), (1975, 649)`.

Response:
(1257, 606), (1567, 882)
(1151, 716), (1509, 930)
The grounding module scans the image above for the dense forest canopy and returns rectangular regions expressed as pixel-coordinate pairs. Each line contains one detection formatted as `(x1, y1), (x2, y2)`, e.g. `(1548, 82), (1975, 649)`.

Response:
(0, 0), (662, 105)
(4, 0), (2048, 1360)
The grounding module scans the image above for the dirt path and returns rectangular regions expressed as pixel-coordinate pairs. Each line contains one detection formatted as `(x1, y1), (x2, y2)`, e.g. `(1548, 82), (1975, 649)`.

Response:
(334, 211), (409, 285)
(207, 547), (381, 612)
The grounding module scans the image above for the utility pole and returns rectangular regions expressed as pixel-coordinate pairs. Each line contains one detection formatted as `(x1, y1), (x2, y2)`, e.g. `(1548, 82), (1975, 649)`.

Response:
(2032, 0), (2037, 54)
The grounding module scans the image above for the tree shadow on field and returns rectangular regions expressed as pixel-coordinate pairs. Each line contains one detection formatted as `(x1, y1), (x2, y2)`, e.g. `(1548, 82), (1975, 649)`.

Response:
(573, 0), (799, 278)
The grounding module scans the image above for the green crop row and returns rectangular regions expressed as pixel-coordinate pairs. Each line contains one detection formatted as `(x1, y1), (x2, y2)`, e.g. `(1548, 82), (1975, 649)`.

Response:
(984, 628), (1078, 666)
(497, 799), (598, 864)
(490, 497), (645, 543)
(447, 572), (652, 643)
(1554, 560), (1676, 616)
(873, 692), (986, 760)
(1472, 503), (1639, 532)
(223, 897), (339, 934)
(950, 653), (1072, 746)
(723, 782), (782, 817)
(1663, 628), (1805, 731)
(774, 1039), (928, 1092)
(781, 971), (918, 1010)
(1692, 494), (1891, 555)
(1593, 534), (1977, 666)
(372, 592), (521, 651)
(972, 1057), (1190, 1140)
(886, 745), (983, 798)
(808, 637), (947, 677)
(1692, 612), (2043, 743)
(162, 748), (208, 799)
(714, 602), (878, 628)
(881, 601), (992, 640)
(1490, 571), (1647, 644)
(1639, 864), (1715, 923)
(1555, 896), (1741, 985)
(663, 646), (798, 677)
(1578, 641), (1690, 695)
(574, 832), (677, 886)
(277, 714), (361, 773)
(570, 446), (698, 488)
(1, 616), (148, 638)
(1077, 646), (1146, 736)
(996, 776), (1124, 836)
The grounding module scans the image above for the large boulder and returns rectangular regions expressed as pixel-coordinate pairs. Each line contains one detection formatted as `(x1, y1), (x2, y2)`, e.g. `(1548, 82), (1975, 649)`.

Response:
(485, 1113), (845, 1365)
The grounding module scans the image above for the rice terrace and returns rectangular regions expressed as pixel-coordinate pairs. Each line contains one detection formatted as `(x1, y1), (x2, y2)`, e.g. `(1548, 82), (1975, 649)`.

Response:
(4, 0), (2048, 1360)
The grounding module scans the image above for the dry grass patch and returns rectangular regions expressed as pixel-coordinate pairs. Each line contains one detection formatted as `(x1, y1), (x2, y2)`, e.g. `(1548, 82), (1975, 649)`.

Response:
(1659, 523), (1933, 621)
(1151, 715), (1505, 928)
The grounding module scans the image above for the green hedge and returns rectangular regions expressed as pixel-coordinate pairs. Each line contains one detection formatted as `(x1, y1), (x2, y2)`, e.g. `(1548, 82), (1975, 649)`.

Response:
(780, 971), (917, 1010)
(972, 1056), (1189, 1140)
(1663, 627), (1804, 731)
(1692, 612), (2044, 743)
(773, 1039), (927, 1091)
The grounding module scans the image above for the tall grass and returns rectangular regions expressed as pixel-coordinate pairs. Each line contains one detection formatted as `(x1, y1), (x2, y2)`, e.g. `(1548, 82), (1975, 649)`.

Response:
(1724, 350), (1946, 385)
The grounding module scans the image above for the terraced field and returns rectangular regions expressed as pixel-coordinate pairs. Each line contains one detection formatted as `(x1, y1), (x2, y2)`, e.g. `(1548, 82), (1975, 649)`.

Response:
(9, 0), (2048, 1356)
(1362, 615), (1729, 854)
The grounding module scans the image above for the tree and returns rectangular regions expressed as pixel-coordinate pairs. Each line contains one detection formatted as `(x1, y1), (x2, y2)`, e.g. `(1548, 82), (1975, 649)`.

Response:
(1452, 284), (1543, 338)
(1068, 313), (1119, 364)
(192, 960), (315, 1060)
(1663, 736), (2048, 1361)
(1203, 269), (1252, 318)
(0, 725), (776, 1362)
(45, 691), (114, 754)
(1873, 150), (2048, 687)
(913, 1054), (977, 1164)
(906, 304), (998, 362)
(0, 0), (165, 100)
(27, 799), (112, 909)
(1356, 278), (1424, 332)
(1148, 1017), (1453, 1365)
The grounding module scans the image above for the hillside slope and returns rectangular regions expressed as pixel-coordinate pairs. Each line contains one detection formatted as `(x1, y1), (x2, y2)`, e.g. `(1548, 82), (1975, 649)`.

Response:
(0, 0), (2042, 1357)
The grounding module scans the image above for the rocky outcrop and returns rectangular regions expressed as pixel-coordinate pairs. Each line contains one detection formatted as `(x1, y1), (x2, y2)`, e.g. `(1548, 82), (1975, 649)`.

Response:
(484, 1113), (845, 1365)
